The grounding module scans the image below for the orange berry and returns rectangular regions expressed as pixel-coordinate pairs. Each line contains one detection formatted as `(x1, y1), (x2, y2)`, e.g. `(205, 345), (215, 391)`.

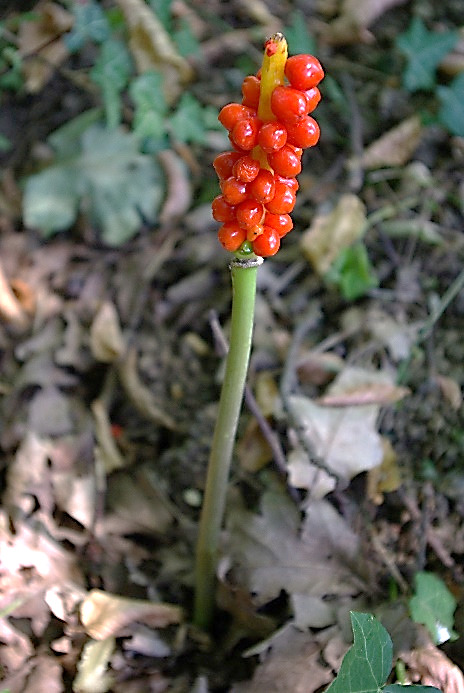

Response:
(213, 152), (241, 180)
(218, 103), (256, 131)
(230, 117), (260, 150)
(285, 54), (324, 90)
(265, 179), (296, 214)
(248, 169), (275, 203)
(267, 145), (302, 177)
(252, 226), (280, 256)
(241, 75), (261, 109)
(218, 223), (246, 252)
(264, 212), (293, 237)
(220, 176), (248, 205)
(236, 199), (264, 229)
(271, 85), (308, 123)
(286, 116), (320, 148)
(212, 195), (236, 222)
(233, 155), (260, 182)
(258, 121), (288, 153)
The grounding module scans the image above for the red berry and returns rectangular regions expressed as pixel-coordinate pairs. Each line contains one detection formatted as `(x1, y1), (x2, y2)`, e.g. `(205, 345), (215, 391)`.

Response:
(233, 155), (260, 182)
(241, 75), (261, 109)
(265, 179), (296, 214)
(305, 87), (321, 112)
(230, 117), (260, 150)
(271, 85), (308, 123)
(248, 169), (275, 203)
(212, 195), (236, 222)
(247, 224), (264, 241)
(252, 226), (280, 257)
(264, 212), (293, 237)
(218, 103), (255, 131)
(275, 174), (299, 191)
(267, 145), (302, 177)
(236, 199), (264, 229)
(285, 54), (324, 90)
(218, 223), (246, 252)
(213, 152), (241, 180)
(286, 116), (320, 148)
(258, 121), (287, 153)
(220, 176), (248, 205)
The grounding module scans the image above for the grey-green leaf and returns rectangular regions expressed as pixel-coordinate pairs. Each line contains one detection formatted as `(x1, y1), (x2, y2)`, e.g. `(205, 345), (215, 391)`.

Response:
(409, 571), (458, 645)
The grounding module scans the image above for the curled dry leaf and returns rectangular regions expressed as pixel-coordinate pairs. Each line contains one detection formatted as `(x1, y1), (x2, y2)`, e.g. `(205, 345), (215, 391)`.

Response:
(316, 382), (410, 406)
(115, 0), (193, 104)
(0, 258), (29, 331)
(158, 149), (193, 225)
(327, 0), (410, 44)
(18, 1), (73, 92)
(92, 398), (126, 474)
(73, 636), (115, 693)
(90, 301), (125, 363)
(357, 115), (423, 169)
(118, 347), (177, 430)
(301, 194), (367, 276)
(80, 589), (183, 640)
(401, 642), (464, 692)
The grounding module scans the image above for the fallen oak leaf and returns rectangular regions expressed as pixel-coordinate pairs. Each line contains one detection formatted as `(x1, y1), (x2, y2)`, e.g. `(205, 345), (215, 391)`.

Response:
(80, 589), (183, 640)
(355, 115), (423, 169)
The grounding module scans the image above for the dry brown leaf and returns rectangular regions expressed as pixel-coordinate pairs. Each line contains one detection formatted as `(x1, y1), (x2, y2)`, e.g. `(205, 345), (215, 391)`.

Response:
(80, 589), (183, 640)
(118, 347), (177, 430)
(316, 382), (410, 406)
(18, 1), (73, 92)
(90, 301), (125, 363)
(358, 115), (423, 169)
(238, 419), (273, 472)
(73, 637), (115, 693)
(301, 194), (367, 276)
(158, 149), (193, 225)
(92, 398), (126, 474)
(297, 351), (344, 386)
(327, 0), (410, 44)
(0, 258), (29, 330)
(440, 27), (464, 75)
(232, 627), (332, 693)
(367, 436), (402, 504)
(402, 642), (464, 691)
(22, 654), (63, 693)
(434, 374), (463, 410)
(115, 0), (193, 104)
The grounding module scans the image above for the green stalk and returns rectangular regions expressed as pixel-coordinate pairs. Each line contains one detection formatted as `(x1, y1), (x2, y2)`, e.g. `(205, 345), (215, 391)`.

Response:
(193, 256), (262, 629)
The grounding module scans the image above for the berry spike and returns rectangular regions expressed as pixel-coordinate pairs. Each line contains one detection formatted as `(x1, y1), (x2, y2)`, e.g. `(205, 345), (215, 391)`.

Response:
(213, 33), (323, 257)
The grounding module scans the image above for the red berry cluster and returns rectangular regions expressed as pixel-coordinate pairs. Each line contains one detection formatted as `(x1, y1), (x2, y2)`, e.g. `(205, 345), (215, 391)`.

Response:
(212, 53), (324, 257)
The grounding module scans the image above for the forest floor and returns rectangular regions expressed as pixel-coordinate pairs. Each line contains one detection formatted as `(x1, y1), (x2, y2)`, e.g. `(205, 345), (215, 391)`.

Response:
(1, 0), (464, 691)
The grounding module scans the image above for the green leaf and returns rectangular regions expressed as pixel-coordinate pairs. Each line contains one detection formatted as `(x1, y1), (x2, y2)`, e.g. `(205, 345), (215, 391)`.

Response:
(173, 18), (200, 57)
(326, 242), (378, 301)
(130, 71), (167, 140)
(149, 0), (173, 32)
(169, 93), (207, 144)
(284, 9), (316, 55)
(0, 133), (11, 152)
(65, 0), (110, 52)
(437, 72), (464, 137)
(90, 39), (132, 128)
(23, 122), (163, 245)
(325, 612), (393, 693)
(384, 686), (442, 692)
(396, 17), (458, 92)
(409, 571), (458, 645)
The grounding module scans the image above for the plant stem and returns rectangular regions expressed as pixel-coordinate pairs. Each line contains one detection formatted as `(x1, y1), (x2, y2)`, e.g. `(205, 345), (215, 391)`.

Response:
(193, 256), (262, 629)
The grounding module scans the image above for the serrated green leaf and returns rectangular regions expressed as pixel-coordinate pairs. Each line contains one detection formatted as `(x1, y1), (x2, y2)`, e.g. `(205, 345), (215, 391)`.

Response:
(396, 17), (458, 92)
(409, 571), (458, 645)
(384, 685), (442, 692)
(170, 93), (206, 144)
(90, 39), (132, 128)
(284, 9), (316, 55)
(65, 0), (110, 53)
(325, 612), (393, 692)
(23, 123), (163, 245)
(437, 72), (464, 137)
